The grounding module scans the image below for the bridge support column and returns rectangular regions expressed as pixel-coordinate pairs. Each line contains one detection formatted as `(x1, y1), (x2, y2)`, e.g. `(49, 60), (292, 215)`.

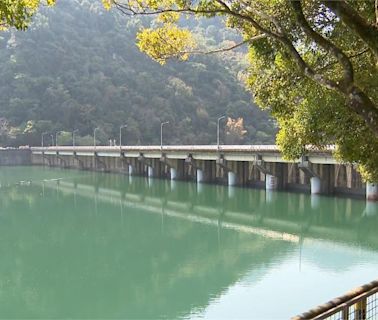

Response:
(265, 174), (278, 190)
(310, 177), (322, 194)
(366, 182), (378, 201)
(197, 169), (204, 183)
(170, 168), (177, 180)
(148, 166), (154, 178)
(128, 164), (133, 176)
(228, 171), (237, 186)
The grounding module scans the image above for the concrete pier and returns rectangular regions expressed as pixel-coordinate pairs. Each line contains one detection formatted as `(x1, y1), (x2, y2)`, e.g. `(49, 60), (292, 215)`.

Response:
(170, 168), (177, 180)
(367, 182), (378, 201)
(196, 169), (204, 183)
(148, 166), (154, 178)
(266, 174), (278, 190)
(228, 171), (237, 186)
(310, 177), (321, 194)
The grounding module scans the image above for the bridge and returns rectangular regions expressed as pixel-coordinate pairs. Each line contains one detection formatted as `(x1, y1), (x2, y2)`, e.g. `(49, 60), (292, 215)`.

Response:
(29, 145), (378, 201)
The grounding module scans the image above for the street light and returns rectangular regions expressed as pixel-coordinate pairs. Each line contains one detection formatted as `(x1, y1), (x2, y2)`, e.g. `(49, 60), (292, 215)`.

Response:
(94, 127), (100, 149)
(217, 115), (226, 150)
(50, 134), (54, 146)
(161, 121), (169, 149)
(119, 124), (127, 148)
(72, 129), (79, 147)
(41, 132), (49, 148)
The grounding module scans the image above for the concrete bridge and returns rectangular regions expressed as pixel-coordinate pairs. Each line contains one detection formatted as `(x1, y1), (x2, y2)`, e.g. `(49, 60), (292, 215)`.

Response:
(30, 145), (378, 200)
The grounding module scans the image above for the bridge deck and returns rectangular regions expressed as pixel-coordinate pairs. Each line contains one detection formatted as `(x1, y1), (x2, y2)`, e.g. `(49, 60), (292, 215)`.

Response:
(31, 145), (337, 164)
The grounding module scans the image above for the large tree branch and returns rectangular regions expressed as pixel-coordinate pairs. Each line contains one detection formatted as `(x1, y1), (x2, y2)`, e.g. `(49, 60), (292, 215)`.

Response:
(322, 0), (378, 60)
(291, 0), (354, 87)
(112, 1), (228, 17)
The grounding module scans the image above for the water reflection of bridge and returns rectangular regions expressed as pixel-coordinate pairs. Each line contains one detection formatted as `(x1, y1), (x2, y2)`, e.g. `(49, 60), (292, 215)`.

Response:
(41, 174), (378, 250)
(0, 175), (291, 318)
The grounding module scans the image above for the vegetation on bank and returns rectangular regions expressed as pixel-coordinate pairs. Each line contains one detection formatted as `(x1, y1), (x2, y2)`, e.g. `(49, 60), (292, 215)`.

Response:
(0, 1), (275, 148)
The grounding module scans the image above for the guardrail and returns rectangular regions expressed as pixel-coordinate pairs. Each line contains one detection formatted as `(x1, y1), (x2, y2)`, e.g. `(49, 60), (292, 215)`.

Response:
(292, 279), (378, 320)
(30, 145), (335, 153)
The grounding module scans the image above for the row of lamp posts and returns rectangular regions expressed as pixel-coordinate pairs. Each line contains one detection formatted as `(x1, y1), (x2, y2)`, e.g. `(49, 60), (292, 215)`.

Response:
(41, 116), (226, 148)
(42, 129), (80, 147)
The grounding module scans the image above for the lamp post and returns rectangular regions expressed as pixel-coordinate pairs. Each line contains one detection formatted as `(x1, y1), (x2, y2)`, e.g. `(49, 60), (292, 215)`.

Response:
(217, 115), (226, 150)
(160, 121), (169, 149)
(41, 132), (49, 148)
(50, 134), (54, 146)
(94, 127), (100, 149)
(119, 124), (127, 148)
(72, 129), (79, 147)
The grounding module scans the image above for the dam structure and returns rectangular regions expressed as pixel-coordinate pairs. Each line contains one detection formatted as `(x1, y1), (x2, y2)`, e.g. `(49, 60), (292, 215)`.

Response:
(28, 145), (378, 201)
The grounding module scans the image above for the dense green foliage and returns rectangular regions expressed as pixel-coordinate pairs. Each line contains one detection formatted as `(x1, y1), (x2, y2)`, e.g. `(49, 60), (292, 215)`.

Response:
(106, 0), (378, 181)
(0, 0), (55, 31)
(0, 0), (275, 147)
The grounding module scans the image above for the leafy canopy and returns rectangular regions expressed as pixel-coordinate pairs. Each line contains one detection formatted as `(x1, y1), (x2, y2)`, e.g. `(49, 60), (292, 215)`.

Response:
(104, 0), (378, 181)
(0, 0), (55, 30)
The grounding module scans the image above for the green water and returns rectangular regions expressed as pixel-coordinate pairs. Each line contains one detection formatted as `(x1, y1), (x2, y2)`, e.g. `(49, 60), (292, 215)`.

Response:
(0, 166), (377, 319)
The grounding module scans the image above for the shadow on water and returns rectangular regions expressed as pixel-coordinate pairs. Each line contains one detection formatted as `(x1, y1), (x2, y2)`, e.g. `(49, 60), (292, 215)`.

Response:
(0, 167), (377, 318)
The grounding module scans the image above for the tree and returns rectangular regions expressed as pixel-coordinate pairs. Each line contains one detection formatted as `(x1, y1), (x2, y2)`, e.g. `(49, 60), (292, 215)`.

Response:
(0, 1), (55, 30)
(105, 0), (378, 181)
(225, 117), (247, 144)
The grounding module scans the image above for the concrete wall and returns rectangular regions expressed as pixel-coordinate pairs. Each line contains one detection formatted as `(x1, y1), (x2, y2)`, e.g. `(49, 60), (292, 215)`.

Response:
(0, 149), (31, 166)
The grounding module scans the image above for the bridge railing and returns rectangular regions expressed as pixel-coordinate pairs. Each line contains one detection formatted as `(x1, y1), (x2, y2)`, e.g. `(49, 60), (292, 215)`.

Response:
(292, 279), (378, 320)
(30, 144), (335, 153)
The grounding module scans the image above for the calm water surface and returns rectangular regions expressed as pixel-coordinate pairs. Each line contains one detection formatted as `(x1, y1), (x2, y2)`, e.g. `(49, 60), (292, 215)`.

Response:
(0, 166), (377, 319)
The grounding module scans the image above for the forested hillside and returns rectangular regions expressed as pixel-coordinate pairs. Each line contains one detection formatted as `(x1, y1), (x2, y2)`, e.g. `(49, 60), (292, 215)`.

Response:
(0, 0), (276, 147)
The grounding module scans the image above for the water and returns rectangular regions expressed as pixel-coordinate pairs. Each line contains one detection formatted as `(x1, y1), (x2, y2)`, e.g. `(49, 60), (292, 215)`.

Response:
(0, 166), (377, 319)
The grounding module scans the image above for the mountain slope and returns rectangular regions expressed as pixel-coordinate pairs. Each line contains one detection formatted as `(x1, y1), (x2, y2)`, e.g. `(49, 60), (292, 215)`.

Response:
(0, 0), (276, 146)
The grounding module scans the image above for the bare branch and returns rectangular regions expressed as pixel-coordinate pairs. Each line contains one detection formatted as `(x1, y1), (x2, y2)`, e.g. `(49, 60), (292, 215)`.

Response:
(176, 34), (266, 56)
